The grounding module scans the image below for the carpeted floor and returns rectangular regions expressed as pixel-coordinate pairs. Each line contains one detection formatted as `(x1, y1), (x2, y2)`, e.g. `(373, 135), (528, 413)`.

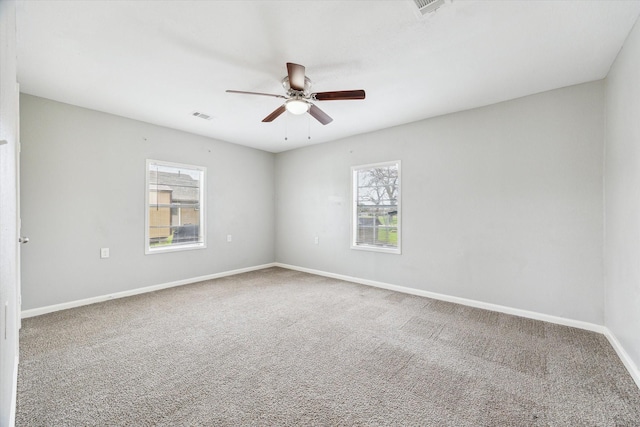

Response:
(16, 267), (640, 426)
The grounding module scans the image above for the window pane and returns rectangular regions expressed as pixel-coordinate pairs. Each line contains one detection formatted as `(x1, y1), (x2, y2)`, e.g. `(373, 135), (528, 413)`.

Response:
(352, 162), (400, 252)
(147, 161), (205, 252)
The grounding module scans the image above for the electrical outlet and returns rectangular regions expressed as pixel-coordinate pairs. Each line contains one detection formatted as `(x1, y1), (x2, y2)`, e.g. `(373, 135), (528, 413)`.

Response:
(314, 236), (319, 245)
(100, 248), (109, 259)
(227, 234), (232, 243)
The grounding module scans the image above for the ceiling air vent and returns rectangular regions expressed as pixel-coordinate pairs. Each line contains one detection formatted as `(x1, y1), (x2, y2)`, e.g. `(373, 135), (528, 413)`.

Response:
(413, 0), (446, 15)
(192, 111), (212, 120)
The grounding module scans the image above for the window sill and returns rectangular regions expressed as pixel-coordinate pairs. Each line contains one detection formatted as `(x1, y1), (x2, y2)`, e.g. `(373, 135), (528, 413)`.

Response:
(146, 243), (206, 255)
(351, 244), (401, 255)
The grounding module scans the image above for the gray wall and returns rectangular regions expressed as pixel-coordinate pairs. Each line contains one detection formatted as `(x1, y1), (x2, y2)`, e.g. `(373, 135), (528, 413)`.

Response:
(20, 94), (275, 310)
(21, 82), (607, 324)
(604, 17), (640, 375)
(276, 81), (605, 324)
(0, 1), (19, 425)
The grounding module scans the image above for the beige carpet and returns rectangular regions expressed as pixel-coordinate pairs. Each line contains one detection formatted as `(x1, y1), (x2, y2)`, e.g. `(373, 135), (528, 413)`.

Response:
(17, 267), (640, 426)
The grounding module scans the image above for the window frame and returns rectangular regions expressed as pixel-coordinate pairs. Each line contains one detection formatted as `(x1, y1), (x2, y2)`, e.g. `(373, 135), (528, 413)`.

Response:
(145, 159), (207, 255)
(351, 160), (401, 254)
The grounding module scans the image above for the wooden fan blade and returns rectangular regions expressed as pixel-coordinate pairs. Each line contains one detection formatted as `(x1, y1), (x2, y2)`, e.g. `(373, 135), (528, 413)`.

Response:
(309, 104), (333, 125)
(226, 90), (286, 99)
(286, 62), (306, 91)
(262, 105), (287, 122)
(313, 90), (366, 101)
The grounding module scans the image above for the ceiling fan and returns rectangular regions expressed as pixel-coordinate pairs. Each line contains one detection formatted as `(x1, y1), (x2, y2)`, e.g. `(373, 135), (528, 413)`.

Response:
(226, 62), (365, 125)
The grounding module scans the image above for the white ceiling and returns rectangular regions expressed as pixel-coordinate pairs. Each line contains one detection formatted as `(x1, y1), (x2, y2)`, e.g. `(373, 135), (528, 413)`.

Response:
(16, 1), (640, 153)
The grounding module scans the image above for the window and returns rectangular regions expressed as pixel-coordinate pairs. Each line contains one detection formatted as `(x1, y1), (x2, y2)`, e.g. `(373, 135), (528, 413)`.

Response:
(145, 160), (206, 254)
(351, 161), (401, 254)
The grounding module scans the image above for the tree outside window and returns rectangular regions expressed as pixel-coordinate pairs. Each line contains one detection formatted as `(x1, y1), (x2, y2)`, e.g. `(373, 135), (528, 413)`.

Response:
(352, 161), (401, 254)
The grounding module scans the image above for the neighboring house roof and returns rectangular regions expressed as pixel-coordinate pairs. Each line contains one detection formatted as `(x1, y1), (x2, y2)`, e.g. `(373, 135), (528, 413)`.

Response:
(149, 171), (199, 203)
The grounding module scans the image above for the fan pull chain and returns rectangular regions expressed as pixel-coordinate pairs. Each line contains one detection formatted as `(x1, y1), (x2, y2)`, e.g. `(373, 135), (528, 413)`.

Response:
(284, 112), (288, 141)
(308, 116), (311, 140)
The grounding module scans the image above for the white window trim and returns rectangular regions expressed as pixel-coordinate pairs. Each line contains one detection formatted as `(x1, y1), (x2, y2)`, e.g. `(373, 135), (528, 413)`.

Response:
(351, 160), (401, 255)
(145, 159), (207, 255)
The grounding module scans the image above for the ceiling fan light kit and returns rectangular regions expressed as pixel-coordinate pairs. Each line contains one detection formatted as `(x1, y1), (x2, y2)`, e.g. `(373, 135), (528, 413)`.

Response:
(226, 62), (365, 126)
(285, 98), (310, 115)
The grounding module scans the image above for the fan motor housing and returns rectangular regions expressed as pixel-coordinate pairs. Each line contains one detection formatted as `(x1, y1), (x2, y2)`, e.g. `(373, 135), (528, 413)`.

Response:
(282, 76), (312, 97)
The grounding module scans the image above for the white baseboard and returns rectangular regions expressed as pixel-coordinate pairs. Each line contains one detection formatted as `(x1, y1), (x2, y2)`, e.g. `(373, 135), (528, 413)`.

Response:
(274, 263), (607, 334)
(603, 329), (640, 390)
(21, 263), (276, 319)
(275, 263), (640, 390)
(275, 263), (640, 389)
(19, 261), (640, 391)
